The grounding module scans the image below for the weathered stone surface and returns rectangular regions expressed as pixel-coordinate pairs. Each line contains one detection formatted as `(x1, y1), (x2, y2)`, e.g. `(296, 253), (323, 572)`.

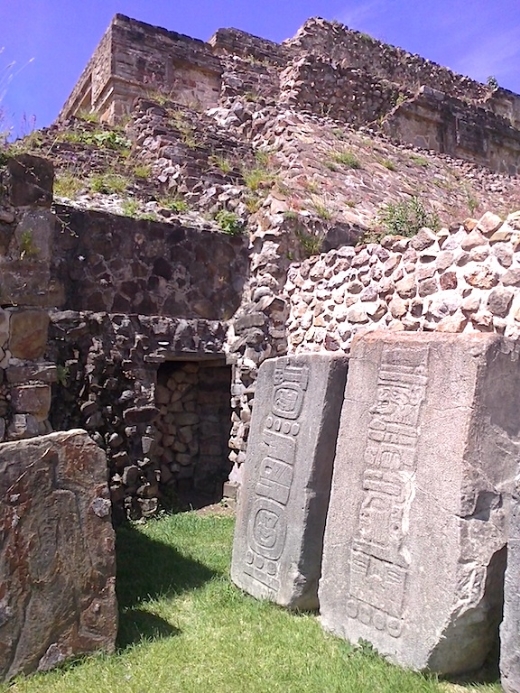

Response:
(319, 331), (518, 675)
(10, 384), (51, 420)
(8, 310), (49, 360)
(501, 471), (520, 693)
(6, 155), (54, 208)
(0, 430), (117, 681)
(231, 353), (348, 609)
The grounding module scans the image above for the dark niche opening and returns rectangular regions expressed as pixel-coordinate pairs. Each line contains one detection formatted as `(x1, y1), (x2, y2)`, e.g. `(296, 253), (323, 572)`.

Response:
(154, 358), (232, 508)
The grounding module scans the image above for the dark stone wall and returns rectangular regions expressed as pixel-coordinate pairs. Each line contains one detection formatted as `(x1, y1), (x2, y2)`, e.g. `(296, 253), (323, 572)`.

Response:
(53, 204), (249, 319)
(47, 310), (229, 521)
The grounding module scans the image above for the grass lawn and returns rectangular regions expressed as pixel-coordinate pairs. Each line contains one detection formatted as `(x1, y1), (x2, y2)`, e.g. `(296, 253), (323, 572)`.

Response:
(4, 512), (502, 693)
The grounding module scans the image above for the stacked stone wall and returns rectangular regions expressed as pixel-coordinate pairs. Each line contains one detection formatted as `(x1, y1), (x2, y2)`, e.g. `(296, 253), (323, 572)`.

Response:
(155, 360), (231, 499)
(0, 155), (60, 442)
(280, 55), (406, 125)
(285, 18), (493, 110)
(209, 27), (288, 65)
(385, 88), (520, 175)
(47, 310), (228, 520)
(59, 14), (520, 175)
(284, 211), (520, 355)
(53, 202), (249, 318)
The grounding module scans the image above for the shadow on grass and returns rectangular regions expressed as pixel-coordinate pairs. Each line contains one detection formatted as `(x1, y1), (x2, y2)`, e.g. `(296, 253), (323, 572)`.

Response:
(117, 608), (180, 649)
(115, 522), (217, 648)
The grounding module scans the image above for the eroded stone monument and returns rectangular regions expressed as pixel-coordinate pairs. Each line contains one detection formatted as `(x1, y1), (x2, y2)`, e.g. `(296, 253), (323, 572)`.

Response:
(231, 354), (348, 609)
(0, 430), (117, 681)
(501, 471), (520, 693)
(319, 331), (519, 675)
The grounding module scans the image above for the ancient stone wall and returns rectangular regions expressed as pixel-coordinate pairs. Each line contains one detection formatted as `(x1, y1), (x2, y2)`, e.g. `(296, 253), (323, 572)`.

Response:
(59, 14), (520, 174)
(285, 18), (494, 112)
(128, 99), (253, 196)
(47, 310), (228, 520)
(155, 359), (232, 499)
(284, 211), (520, 355)
(60, 14), (223, 122)
(384, 88), (520, 175)
(58, 24), (113, 120)
(209, 27), (288, 65)
(280, 55), (406, 126)
(0, 156), (60, 442)
(52, 203), (249, 318)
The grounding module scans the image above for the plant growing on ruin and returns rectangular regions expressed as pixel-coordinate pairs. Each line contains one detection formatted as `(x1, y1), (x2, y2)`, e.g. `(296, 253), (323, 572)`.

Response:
(56, 364), (70, 387)
(168, 110), (200, 149)
(410, 154), (429, 167)
(89, 172), (128, 194)
(331, 127), (347, 141)
(242, 164), (278, 193)
(215, 209), (244, 236)
(121, 199), (140, 217)
(57, 128), (131, 152)
(209, 154), (234, 174)
(77, 109), (100, 123)
(19, 229), (38, 259)
(296, 230), (322, 257)
(132, 163), (151, 179)
(54, 171), (84, 198)
(487, 75), (499, 90)
(311, 197), (333, 221)
(377, 196), (439, 237)
(328, 149), (361, 169)
(466, 192), (479, 215)
(380, 158), (397, 171)
(158, 195), (189, 213)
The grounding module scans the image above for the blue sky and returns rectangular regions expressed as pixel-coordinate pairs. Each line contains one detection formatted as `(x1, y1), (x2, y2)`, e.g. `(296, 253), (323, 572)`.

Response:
(2, 0), (520, 136)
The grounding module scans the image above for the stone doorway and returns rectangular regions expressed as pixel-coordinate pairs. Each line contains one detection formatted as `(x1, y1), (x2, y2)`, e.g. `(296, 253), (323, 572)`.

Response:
(154, 358), (232, 507)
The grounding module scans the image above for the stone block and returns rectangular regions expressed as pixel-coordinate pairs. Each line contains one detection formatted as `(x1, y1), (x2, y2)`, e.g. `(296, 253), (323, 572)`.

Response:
(500, 472), (520, 693)
(7, 413), (40, 440)
(11, 384), (52, 420)
(319, 331), (518, 675)
(6, 155), (54, 208)
(8, 309), (49, 360)
(231, 353), (348, 610)
(0, 430), (117, 681)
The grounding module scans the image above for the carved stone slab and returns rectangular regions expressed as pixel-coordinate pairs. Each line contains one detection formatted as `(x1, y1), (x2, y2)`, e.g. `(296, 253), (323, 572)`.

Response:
(231, 354), (348, 609)
(501, 471), (520, 693)
(319, 331), (518, 675)
(0, 430), (117, 681)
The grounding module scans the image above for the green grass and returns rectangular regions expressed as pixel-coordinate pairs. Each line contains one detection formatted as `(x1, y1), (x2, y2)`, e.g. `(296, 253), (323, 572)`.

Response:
(53, 171), (84, 198)
(328, 149), (361, 169)
(4, 513), (501, 693)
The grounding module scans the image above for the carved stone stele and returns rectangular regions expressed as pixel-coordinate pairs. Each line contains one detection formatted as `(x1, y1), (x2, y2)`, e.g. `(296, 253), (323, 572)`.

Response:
(231, 354), (348, 610)
(0, 430), (117, 681)
(319, 331), (518, 675)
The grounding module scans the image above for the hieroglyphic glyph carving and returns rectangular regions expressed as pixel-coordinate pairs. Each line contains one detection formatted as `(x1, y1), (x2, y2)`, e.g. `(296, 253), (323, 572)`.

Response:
(244, 362), (309, 591)
(320, 332), (518, 675)
(346, 345), (428, 638)
(232, 354), (348, 609)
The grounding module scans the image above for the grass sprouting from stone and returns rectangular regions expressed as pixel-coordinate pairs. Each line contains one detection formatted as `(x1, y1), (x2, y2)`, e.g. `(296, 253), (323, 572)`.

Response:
(4, 513), (501, 693)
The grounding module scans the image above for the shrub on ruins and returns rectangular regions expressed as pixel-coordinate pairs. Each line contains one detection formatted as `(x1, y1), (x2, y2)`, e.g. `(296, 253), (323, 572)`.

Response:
(377, 195), (439, 237)
(215, 209), (244, 235)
